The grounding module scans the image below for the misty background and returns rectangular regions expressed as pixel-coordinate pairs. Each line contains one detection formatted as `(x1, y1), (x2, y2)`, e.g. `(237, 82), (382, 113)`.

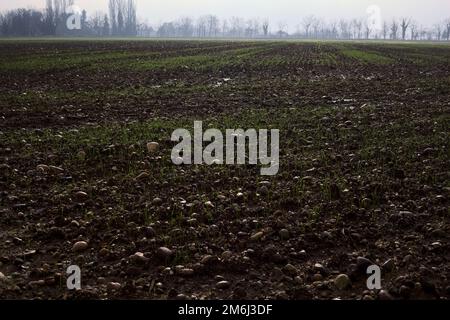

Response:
(0, 0), (449, 40)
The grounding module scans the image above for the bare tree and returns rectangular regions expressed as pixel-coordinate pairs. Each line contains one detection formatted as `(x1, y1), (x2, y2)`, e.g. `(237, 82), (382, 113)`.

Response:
(417, 25), (425, 40)
(117, 3), (124, 35)
(302, 15), (315, 38)
(390, 19), (399, 40)
(262, 19), (269, 37)
(245, 19), (254, 38)
(221, 19), (229, 37)
(102, 14), (110, 36)
(433, 23), (442, 41)
(229, 17), (244, 37)
(178, 17), (194, 37)
(364, 21), (371, 39)
(329, 21), (338, 39)
(410, 20), (418, 40)
(43, 0), (74, 35)
(109, 0), (117, 35)
(125, 0), (137, 36)
(381, 21), (388, 40)
(107, 0), (137, 36)
(91, 11), (104, 36)
(44, 0), (55, 34)
(253, 19), (261, 37)
(277, 21), (287, 38)
(352, 18), (363, 39)
(400, 18), (410, 40)
(137, 19), (153, 37)
(339, 19), (350, 39)
(446, 19), (450, 41)
(206, 15), (219, 37)
(196, 16), (207, 37)
(312, 17), (322, 39)
(157, 21), (176, 37)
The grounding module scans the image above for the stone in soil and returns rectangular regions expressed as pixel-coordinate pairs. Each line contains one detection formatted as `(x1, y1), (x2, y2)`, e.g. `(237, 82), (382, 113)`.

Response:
(216, 281), (231, 289)
(250, 231), (264, 241)
(334, 274), (352, 290)
(130, 252), (149, 264)
(72, 241), (88, 252)
(279, 229), (290, 240)
(147, 142), (160, 153)
(156, 247), (173, 260)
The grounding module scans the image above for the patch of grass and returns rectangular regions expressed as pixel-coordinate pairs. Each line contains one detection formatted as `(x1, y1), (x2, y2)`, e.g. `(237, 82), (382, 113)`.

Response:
(316, 52), (338, 66)
(404, 52), (450, 65)
(0, 51), (149, 71)
(341, 48), (393, 64)
(131, 46), (268, 71)
(0, 42), (263, 71)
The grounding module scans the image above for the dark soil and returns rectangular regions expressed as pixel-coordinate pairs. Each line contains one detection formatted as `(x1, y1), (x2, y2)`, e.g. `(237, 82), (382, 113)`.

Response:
(0, 40), (449, 300)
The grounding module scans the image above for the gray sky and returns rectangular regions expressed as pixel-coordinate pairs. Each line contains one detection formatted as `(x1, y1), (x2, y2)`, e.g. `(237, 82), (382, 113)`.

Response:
(1, 0), (449, 30)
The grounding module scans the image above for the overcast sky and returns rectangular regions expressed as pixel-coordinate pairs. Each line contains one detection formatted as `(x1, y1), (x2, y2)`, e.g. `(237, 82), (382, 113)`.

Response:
(1, 0), (449, 30)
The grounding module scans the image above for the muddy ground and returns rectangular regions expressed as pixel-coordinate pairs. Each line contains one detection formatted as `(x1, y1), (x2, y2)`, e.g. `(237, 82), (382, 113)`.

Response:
(0, 40), (449, 300)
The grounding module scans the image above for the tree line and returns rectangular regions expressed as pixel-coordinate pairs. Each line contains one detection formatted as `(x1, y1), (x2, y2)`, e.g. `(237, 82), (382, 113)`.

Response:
(148, 15), (450, 41)
(0, 0), (449, 41)
(0, 0), (136, 36)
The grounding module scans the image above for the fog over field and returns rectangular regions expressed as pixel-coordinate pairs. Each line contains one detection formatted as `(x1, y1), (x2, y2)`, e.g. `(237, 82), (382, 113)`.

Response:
(1, 0), (449, 31)
(1, 0), (449, 40)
